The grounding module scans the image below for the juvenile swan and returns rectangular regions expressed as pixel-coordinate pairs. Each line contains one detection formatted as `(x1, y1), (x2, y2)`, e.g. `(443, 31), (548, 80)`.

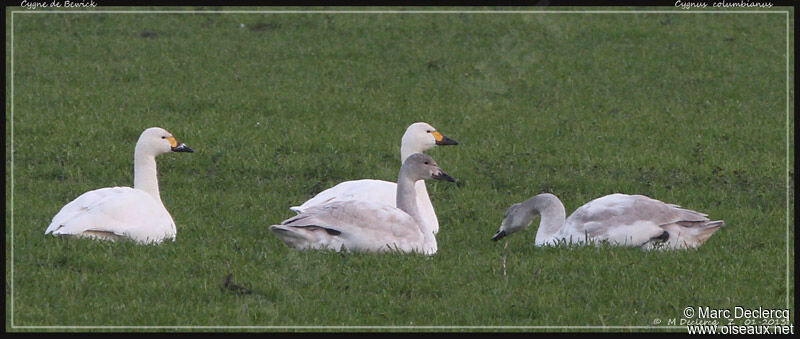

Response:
(45, 127), (193, 244)
(271, 153), (456, 255)
(491, 193), (724, 250)
(289, 122), (458, 235)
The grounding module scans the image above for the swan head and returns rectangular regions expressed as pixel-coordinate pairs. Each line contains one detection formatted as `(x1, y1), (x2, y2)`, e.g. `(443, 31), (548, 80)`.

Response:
(136, 127), (194, 156)
(491, 202), (537, 241)
(400, 122), (458, 160)
(402, 153), (456, 183)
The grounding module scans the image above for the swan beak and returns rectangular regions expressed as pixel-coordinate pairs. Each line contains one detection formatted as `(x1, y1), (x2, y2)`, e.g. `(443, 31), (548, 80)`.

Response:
(171, 143), (194, 153)
(166, 136), (194, 153)
(432, 131), (459, 146)
(491, 230), (507, 241)
(432, 170), (456, 182)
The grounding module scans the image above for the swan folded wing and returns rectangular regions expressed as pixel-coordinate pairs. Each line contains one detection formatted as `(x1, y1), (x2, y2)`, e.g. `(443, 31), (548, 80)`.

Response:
(46, 187), (175, 244)
(563, 194), (706, 246)
(290, 179), (396, 213)
(276, 200), (424, 253)
(271, 213), (348, 252)
(291, 179), (441, 235)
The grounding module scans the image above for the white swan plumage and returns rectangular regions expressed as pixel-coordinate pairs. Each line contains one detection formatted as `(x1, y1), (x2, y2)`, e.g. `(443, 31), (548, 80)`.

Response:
(44, 127), (193, 244)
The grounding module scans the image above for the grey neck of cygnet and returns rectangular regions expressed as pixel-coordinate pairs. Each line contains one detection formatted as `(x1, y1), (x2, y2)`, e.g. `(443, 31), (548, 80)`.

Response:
(396, 167), (436, 253)
(521, 194), (567, 245)
(396, 172), (422, 228)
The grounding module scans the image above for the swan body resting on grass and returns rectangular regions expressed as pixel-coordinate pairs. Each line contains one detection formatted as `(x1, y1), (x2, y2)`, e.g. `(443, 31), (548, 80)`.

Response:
(491, 193), (724, 250)
(45, 127), (193, 245)
(271, 153), (456, 255)
(289, 122), (458, 235)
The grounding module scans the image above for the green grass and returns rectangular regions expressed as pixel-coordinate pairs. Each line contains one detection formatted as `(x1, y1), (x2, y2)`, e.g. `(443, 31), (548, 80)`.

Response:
(5, 7), (794, 331)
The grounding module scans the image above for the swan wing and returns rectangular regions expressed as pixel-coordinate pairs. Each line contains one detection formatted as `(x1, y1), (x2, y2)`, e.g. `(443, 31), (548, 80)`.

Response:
(561, 194), (690, 246)
(290, 179), (441, 235)
(46, 187), (176, 244)
(271, 200), (425, 254)
(289, 179), (396, 213)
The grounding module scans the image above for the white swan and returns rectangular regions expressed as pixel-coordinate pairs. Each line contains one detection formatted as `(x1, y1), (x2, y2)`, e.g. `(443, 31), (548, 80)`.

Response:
(289, 122), (458, 235)
(45, 127), (194, 244)
(271, 153), (456, 255)
(492, 193), (724, 250)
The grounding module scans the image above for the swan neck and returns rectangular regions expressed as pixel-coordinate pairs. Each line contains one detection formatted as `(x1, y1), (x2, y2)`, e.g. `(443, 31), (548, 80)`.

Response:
(400, 131), (428, 163)
(396, 175), (422, 226)
(523, 194), (566, 245)
(397, 172), (436, 253)
(400, 144), (418, 163)
(415, 180), (430, 204)
(133, 146), (161, 202)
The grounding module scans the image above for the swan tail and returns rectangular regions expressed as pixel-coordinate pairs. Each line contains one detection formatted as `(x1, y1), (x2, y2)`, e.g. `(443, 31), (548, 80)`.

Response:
(269, 214), (345, 252)
(662, 219), (725, 249)
(269, 225), (313, 250)
(689, 220), (725, 245)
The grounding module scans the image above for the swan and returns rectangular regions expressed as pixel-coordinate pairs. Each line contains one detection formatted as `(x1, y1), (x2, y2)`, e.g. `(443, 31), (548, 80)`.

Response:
(491, 193), (724, 250)
(271, 153), (456, 255)
(45, 127), (194, 245)
(289, 122), (458, 235)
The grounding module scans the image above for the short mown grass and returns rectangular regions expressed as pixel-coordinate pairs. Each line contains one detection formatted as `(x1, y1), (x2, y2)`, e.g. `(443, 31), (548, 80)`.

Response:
(5, 7), (794, 331)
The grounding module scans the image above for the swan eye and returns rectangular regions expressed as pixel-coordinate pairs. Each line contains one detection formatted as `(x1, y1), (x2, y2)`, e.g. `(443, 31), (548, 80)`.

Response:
(426, 130), (432, 133)
(424, 161), (429, 165)
(161, 136), (166, 139)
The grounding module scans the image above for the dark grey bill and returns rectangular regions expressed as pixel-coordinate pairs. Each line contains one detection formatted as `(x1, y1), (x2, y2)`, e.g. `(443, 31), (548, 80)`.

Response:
(436, 136), (459, 146)
(491, 230), (507, 241)
(432, 170), (456, 182)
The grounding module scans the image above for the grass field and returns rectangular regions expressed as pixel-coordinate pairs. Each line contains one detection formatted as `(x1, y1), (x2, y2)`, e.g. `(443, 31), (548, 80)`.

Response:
(5, 7), (795, 331)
